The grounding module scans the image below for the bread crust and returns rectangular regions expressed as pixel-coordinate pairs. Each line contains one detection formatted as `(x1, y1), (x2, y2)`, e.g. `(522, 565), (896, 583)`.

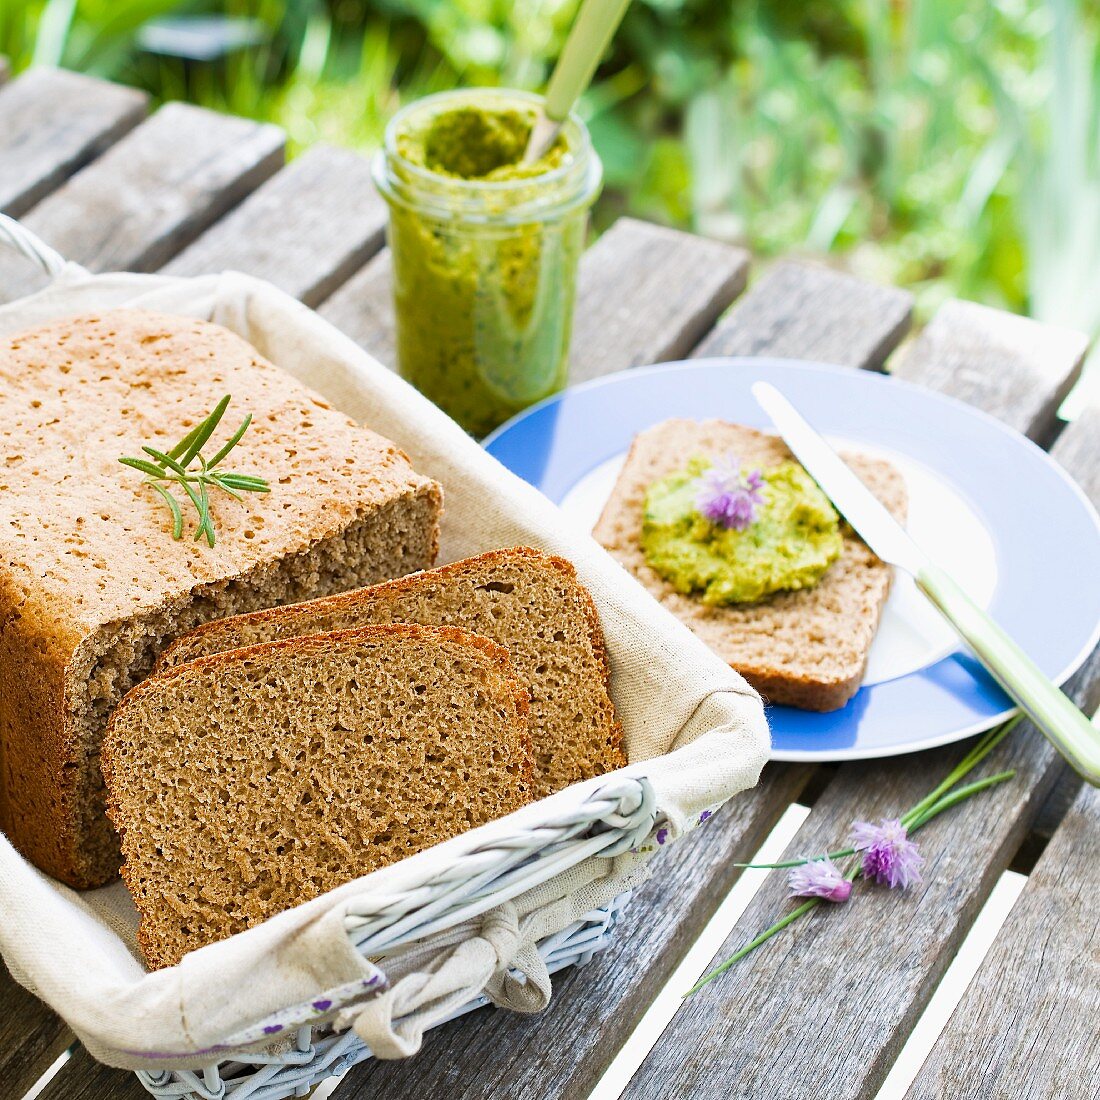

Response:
(593, 419), (907, 712)
(102, 623), (534, 968)
(0, 310), (442, 886)
(156, 546), (627, 789)
(158, 547), (596, 671)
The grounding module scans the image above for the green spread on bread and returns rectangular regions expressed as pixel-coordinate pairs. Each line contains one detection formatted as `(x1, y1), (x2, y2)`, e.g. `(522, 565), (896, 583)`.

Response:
(641, 457), (843, 605)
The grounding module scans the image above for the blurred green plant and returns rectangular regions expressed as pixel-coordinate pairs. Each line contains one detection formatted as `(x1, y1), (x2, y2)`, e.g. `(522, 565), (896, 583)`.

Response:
(679, 0), (1043, 318)
(1008, 0), (1100, 411)
(1, 0), (1099, 400)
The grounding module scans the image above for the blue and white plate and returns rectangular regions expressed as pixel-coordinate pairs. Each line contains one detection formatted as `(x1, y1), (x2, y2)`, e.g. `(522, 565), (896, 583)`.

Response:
(484, 359), (1100, 762)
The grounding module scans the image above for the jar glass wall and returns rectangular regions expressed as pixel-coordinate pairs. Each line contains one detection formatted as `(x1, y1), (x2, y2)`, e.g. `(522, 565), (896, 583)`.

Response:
(373, 89), (602, 437)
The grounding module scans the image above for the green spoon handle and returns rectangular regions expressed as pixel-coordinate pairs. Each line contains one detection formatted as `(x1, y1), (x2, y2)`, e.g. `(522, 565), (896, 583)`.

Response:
(544, 0), (632, 121)
(917, 562), (1100, 784)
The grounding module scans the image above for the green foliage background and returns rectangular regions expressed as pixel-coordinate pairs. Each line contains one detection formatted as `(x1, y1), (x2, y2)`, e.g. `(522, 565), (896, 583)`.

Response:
(3, 0), (1100, 347)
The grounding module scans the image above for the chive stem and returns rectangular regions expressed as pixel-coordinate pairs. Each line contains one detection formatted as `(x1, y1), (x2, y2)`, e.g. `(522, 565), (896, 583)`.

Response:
(685, 900), (819, 996)
(685, 723), (1019, 994)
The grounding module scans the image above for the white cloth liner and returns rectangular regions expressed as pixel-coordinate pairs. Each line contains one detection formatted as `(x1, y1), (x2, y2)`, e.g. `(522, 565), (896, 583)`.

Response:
(0, 265), (769, 1070)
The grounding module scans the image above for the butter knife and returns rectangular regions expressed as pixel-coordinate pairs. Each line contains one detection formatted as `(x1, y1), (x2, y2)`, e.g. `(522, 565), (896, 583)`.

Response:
(752, 380), (1100, 784)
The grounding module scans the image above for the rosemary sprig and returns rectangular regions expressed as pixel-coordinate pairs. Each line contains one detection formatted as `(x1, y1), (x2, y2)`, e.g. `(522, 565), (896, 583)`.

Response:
(118, 395), (270, 547)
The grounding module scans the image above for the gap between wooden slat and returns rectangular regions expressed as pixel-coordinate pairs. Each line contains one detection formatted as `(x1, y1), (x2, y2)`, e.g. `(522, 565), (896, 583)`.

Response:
(162, 144), (386, 307)
(0, 68), (147, 218)
(871, 871), (1027, 1100)
(906, 742), (1100, 1098)
(0, 100), (285, 304)
(589, 803), (811, 1100)
(22, 1047), (73, 1100)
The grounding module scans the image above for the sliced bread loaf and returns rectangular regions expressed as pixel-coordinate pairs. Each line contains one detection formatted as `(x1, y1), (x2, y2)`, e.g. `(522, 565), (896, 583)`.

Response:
(157, 547), (626, 797)
(593, 419), (907, 711)
(103, 624), (533, 969)
(0, 310), (442, 887)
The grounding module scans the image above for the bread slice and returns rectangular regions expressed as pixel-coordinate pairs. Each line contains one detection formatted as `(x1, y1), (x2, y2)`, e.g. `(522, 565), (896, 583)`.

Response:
(103, 624), (533, 969)
(157, 547), (625, 798)
(0, 310), (442, 888)
(593, 419), (907, 711)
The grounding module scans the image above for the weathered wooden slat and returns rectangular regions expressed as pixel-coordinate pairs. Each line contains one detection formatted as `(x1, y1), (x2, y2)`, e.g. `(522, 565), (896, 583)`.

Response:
(891, 299), (1088, 440)
(163, 144), (386, 307)
(0, 67), (147, 218)
(318, 218), (750, 379)
(905, 408), (1100, 1099)
(1028, 404), (1100, 845)
(318, 249), (394, 365)
(908, 766), (1100, 1095)
(36, 1045), (148, 1100)
(0, 101), (284, 303)
(0, 961), (72, 1097)
(568, 219), (748, 381)
(336, 249), (916, 1100)
(626, 661), (1100, 1100)
(1055, 406), (1100, 501)
(694, 260), (913, 368)
(624, 307), (1094, 1100)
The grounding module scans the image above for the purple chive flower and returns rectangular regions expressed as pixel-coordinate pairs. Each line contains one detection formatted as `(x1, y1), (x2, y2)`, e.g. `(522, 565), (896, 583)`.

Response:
(787, 857), (853, 903)
(695, 454), (765, 530)
(850, 818), (924, 890)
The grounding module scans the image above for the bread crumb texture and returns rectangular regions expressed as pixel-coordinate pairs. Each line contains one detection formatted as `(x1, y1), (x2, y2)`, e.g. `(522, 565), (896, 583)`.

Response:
(593, 420), (907, 712)
(103, 625), (532, 969)
(159, 547), (626, 798)
(0, 311), (442, 887)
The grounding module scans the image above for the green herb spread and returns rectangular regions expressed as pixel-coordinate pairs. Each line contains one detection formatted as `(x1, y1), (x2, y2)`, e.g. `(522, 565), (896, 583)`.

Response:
(388, 103), (580, 436)
(397, 105), (566, 180)
(641, 458), (843, 605)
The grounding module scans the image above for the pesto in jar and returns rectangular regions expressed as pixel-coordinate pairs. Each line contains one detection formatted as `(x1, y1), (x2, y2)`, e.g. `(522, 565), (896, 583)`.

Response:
(641, 457), (843, 605)
(396, 106), (567, 182)
(376, 91), (600, 437)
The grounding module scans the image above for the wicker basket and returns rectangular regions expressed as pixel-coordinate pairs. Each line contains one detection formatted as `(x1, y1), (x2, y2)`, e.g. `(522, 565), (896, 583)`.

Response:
(0, 212), (765, 1100)
(136, 778), (653, 1100)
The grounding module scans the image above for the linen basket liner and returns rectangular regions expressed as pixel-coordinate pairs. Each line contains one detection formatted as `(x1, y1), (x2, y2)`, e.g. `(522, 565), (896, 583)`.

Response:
(0, 263), (769, 1070)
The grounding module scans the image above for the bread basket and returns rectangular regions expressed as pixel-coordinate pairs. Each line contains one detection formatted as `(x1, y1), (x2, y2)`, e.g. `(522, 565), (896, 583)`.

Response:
(0, 213), (769, 1100)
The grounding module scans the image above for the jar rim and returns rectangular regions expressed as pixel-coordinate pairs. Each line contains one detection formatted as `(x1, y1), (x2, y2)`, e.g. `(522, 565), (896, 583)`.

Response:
(382, 87), (590, 193)
(373, 88), (602, 225)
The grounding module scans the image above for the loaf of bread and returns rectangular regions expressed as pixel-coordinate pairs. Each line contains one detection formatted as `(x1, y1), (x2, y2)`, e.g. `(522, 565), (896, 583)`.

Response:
(103, 625), (533, 968)
(594, 419), (907, 711)
(158, 547), (626, 797)
(0, 310), (442, 888)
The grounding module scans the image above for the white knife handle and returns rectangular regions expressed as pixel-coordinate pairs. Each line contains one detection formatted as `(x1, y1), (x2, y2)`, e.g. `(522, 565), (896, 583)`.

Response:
(917, 562), (1100, 785)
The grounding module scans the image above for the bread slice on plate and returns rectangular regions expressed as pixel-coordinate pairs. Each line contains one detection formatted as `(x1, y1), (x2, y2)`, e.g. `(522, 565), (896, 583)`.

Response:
(103, 624), (533, 969)
(158, 547), (626, 798)
(0, 309), (442, 888)
(593, 419), (907, 712)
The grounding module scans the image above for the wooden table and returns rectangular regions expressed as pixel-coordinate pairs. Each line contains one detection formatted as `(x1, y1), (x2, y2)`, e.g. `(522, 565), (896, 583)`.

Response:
(1, 67), (1097, 1100)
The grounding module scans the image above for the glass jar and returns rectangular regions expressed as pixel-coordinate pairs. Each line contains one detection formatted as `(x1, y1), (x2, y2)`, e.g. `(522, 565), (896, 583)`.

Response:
(372, 88), (603, 437)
